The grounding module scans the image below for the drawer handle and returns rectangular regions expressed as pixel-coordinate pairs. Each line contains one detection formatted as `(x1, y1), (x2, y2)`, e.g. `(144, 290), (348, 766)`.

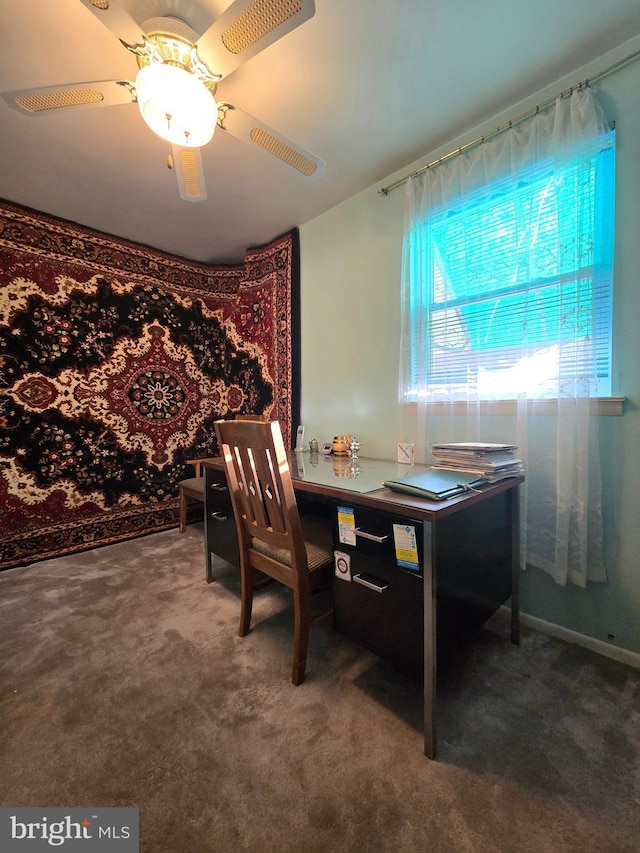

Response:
(210, 511), (229, 522)
(210, 483), (229, 492)
(354, 528), (388, 543)
(353, 573), (389, 593)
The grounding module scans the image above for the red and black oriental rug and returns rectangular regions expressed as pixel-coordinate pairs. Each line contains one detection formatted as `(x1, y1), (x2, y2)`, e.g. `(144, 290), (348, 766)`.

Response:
(0, 200), (300, 570)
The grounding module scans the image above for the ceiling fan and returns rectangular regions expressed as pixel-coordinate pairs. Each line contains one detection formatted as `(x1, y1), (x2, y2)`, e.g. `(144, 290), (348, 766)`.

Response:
(1, 0), (325, 202)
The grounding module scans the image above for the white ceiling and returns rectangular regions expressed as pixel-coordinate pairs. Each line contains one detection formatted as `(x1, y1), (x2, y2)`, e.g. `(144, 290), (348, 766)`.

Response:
(2, 0), (640, 264)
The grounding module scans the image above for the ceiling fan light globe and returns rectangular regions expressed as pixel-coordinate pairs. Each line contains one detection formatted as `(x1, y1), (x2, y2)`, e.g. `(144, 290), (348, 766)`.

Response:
(135, 64), (216, 148)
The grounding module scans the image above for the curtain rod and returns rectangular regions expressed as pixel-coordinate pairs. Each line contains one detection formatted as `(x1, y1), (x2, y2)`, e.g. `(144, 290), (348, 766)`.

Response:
(378, 45), (640, 196)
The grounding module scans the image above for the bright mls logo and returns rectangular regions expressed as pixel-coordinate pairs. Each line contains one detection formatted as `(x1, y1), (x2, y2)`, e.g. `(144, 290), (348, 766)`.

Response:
(0, 808), (139, 851)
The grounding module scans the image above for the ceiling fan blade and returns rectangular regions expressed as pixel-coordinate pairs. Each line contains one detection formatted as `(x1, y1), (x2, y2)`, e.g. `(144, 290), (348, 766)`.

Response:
(171, 145), (208, 202)
(195, 0), (315, 80)
(77, 0), (147, 52)
(1, 80), (136, 116)
(217, 102), (324, 181)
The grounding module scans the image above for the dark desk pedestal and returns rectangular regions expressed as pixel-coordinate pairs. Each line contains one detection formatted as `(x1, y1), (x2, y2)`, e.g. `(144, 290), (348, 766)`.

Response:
(333, 490), (514, 681)
(203, 465), (238, 581)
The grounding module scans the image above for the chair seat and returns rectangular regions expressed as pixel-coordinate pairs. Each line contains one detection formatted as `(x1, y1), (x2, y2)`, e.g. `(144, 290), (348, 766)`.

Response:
(252, 515), (333, 571)
(179, 477), (204, 494)
(178, 474), (205, 533)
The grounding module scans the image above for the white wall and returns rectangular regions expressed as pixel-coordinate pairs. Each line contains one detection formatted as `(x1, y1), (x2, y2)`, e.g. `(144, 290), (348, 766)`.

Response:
(300, 37), (640, 658)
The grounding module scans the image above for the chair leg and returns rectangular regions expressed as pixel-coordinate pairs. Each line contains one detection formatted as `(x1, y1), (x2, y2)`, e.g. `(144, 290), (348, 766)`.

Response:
(292, 589), (310, 686)
(239, 564), (254, 637)
(178, 488), (187, 533)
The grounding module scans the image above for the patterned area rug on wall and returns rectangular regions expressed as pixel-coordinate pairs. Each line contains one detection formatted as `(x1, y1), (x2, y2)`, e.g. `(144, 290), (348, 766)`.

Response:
(0, 200), (300, 570)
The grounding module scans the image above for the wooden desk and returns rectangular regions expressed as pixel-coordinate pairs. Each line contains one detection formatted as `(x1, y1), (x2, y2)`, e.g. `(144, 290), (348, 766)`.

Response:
(202, 454), (522, 759)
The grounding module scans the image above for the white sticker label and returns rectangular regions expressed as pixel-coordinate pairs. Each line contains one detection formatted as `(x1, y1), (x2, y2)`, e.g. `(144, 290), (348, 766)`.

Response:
(334, 550), (352, 581)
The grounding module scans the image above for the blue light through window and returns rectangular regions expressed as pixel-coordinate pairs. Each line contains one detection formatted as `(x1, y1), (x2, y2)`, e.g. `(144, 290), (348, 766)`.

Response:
(408, 131), (615, 399)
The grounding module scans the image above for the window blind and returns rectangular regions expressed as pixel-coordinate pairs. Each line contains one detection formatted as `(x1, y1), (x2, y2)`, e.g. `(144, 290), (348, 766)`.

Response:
(409, 131), (615, 399)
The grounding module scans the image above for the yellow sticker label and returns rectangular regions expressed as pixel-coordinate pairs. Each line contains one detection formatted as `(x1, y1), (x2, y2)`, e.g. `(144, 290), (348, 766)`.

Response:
(393, 524), (419, 569)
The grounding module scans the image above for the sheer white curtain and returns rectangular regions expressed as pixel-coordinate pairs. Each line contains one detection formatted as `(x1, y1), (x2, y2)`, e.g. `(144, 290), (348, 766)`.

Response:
(398, 88), (613, 587)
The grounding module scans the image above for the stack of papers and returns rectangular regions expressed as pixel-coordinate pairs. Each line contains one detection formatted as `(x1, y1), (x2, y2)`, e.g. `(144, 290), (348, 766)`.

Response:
(430, 442), (525, 483)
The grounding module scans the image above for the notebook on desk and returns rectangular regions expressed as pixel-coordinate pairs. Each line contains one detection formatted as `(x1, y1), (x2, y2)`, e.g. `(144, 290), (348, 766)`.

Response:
(382, 468), (488, 500)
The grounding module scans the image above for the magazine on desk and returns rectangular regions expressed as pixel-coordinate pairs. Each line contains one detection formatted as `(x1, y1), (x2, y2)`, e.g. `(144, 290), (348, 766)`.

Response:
(382, 468), (488, 501)
(431, 442), (518, 453)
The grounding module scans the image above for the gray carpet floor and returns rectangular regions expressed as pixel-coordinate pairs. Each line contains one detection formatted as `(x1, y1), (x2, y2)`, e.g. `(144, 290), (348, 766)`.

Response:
(1, 525), (639, 852)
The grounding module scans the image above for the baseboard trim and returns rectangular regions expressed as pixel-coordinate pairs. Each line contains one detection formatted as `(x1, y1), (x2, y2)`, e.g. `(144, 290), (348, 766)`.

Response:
(499, 606), (640, 670)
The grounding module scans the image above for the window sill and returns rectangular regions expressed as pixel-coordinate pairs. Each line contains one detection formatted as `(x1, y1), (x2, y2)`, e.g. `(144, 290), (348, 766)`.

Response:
(403, 397), (625, 416)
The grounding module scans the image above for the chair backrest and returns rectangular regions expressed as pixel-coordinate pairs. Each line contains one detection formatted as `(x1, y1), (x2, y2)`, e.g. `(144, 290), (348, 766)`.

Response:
(214, 419), (307, 570)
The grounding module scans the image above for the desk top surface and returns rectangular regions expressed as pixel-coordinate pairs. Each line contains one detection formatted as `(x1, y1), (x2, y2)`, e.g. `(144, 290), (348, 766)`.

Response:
(289, 452), (424, 494)
(204, 453), (523, 521)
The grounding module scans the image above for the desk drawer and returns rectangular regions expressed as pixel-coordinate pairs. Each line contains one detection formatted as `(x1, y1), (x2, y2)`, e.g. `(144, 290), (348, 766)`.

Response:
(334, 551), (423, 679)
(204, 470), (239, 571)
(333, 503), (423, 574)
(207, 475), (232, 516)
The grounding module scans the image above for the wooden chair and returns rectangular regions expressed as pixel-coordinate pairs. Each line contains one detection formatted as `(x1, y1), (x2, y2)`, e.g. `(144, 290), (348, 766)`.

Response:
(178, 459), (205, 533)
(214, 418), (334, 684)
(178, 416), (268, 533)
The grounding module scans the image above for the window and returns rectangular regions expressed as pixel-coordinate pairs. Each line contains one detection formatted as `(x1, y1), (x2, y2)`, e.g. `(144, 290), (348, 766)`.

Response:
(406, 130), (615, 401)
